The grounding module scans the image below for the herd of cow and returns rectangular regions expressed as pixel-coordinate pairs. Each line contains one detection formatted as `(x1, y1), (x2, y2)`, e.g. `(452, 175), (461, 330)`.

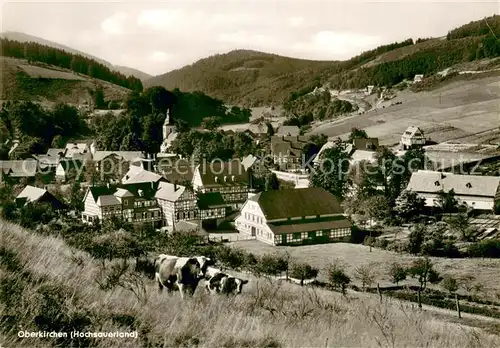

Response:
(153, 254), (249, 299)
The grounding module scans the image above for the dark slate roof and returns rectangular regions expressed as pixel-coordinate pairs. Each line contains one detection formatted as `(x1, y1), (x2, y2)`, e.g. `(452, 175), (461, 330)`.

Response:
(88, 181), (161, 202)
(268, 216), (351, 234)
(197, 192), (227, 209)
(162, 165), (195, 184)
(353, 138), (379, 150)
(198, 161), (249, 186)
(250, 187), (344, 220)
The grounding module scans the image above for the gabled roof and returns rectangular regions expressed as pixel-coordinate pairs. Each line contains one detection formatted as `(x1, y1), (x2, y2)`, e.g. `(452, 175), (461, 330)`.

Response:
(197, 161), (249, 186)
(97, 195), (121, 206)
(122, 167), (162, 185)
(92, 151), (144, 162)
(65, 142), (89, 158)
(114, 188), (134, 198)
(16, 185), (47, 203)
(87, 182), (161, 205)
(242, 154), (258, 170)
(155, 181), (187, 202)
(276, 126), (300, 136)
(197, 191), (226, 209)
(406, 170), (500, 197)
(403, 126), (424, 137)
(249, 187), (344, 220)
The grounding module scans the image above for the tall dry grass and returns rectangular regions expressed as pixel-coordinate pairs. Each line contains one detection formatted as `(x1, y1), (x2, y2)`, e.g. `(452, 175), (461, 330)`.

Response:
(1, 220), (499, 348)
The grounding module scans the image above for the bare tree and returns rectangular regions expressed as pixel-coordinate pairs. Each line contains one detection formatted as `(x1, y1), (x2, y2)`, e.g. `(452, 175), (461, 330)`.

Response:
(354, 264), (376, 291)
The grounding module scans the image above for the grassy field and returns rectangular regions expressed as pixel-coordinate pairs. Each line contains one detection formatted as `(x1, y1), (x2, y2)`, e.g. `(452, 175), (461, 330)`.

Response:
(310, 74), (500, 146)
(230, 240), (500, 299)
(2, 220), (500, 348)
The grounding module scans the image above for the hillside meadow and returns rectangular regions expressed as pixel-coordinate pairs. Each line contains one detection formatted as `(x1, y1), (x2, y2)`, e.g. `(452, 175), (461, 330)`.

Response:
(1, 220), (500, 348)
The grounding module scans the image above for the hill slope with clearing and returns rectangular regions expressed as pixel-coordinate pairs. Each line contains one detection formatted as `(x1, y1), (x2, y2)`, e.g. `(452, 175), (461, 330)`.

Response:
(0, 56), (131, 105)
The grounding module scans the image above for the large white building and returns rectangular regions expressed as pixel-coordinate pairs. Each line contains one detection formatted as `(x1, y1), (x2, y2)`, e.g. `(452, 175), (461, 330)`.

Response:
(235, 187), (351, 246)
(406, 170), (500, 212)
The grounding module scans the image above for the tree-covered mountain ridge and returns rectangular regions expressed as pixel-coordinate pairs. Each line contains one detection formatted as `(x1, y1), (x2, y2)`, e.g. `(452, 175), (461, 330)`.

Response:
(146, 15), (500, 107)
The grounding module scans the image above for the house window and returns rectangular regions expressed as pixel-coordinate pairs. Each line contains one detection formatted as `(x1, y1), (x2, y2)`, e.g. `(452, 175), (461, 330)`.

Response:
(124, 200), (128, 206)
(316, 230), (323, 237)
(308, 231), (315, 239)
(301, 232), (308, 240)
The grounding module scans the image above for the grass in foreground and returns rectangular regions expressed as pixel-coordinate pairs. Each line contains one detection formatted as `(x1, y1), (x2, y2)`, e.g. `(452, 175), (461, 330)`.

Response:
(1, 220), (499, 348)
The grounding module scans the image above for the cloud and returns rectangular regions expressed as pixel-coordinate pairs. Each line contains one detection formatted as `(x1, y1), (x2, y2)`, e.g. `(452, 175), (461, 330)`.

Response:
(101, 12), (130, 35)
(293, 31), (383, 58)
(149, 51), (173, 62)
(289, 16), (304, 27)
(137, 9), (184, 30)
(217, 31), (276, 47)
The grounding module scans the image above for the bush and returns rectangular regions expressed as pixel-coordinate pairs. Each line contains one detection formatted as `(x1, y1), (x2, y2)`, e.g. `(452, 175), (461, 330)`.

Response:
(289, 262), (319, 286)
(467, 239), (500, 258)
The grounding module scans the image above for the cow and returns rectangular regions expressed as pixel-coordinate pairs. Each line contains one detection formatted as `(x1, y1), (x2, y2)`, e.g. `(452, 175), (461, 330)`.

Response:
(154, 255), (204, 299)
(205, 271), (249, 295)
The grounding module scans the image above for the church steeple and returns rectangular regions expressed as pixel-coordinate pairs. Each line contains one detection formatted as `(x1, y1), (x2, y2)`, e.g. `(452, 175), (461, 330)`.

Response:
(164, 108), (173, 125)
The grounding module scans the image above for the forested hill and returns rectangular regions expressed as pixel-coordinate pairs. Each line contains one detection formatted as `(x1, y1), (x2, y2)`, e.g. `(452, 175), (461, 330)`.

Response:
(0, 38), (143, 91)
(0, 31), (151, 81)
(146, 15), (500, 107)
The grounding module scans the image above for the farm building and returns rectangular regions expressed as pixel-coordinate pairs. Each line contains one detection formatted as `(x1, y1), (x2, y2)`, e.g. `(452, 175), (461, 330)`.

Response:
(406, 170), (500, 212)
(235, 187), (352, 246)
(400, 126), (426, 150)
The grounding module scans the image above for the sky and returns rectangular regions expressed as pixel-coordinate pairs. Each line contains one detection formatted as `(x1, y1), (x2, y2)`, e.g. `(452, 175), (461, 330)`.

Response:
(1, 1), (499, 76)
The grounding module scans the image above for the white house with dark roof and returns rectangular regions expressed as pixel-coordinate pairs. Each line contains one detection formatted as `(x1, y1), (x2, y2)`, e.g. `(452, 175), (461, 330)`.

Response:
(82, 183), (163, 226)
(406, 170), (500, 212)
(400, 126), (426, 150)
(235, 187), (352, 246)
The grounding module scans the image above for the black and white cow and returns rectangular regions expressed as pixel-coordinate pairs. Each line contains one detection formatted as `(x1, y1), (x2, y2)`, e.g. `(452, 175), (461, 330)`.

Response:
(205, 271), (249, 295)
(154, 255), (204, 299)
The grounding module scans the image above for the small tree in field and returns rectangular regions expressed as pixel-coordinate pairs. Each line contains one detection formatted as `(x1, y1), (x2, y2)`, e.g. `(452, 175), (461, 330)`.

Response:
(441, 275), (461, 318)
(388, 262), (407, 285)
(289, 262), (319, 286)
(327, 262), (351, 295)
(354, 264), (376, 291)
(407, 257), (440, 308)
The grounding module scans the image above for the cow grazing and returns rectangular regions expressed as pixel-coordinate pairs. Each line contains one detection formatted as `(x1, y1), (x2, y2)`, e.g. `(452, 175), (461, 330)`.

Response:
(205, 272), (249, 295)
(154, 255), (204, 299)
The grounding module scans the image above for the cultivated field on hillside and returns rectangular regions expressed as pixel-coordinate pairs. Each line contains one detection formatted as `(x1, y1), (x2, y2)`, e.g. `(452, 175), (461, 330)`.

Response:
(2, 220), (499, 348)
(0, 57), (131, 104)
(310, 75), (500, 146)
(231, 240), (500, 300)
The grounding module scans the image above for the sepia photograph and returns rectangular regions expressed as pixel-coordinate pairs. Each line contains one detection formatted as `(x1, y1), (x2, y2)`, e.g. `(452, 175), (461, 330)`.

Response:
(0, 0), (500, 347)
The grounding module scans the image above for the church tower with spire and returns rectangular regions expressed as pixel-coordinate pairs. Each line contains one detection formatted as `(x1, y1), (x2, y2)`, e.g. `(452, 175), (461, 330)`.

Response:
(161, 108), (177, 153)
